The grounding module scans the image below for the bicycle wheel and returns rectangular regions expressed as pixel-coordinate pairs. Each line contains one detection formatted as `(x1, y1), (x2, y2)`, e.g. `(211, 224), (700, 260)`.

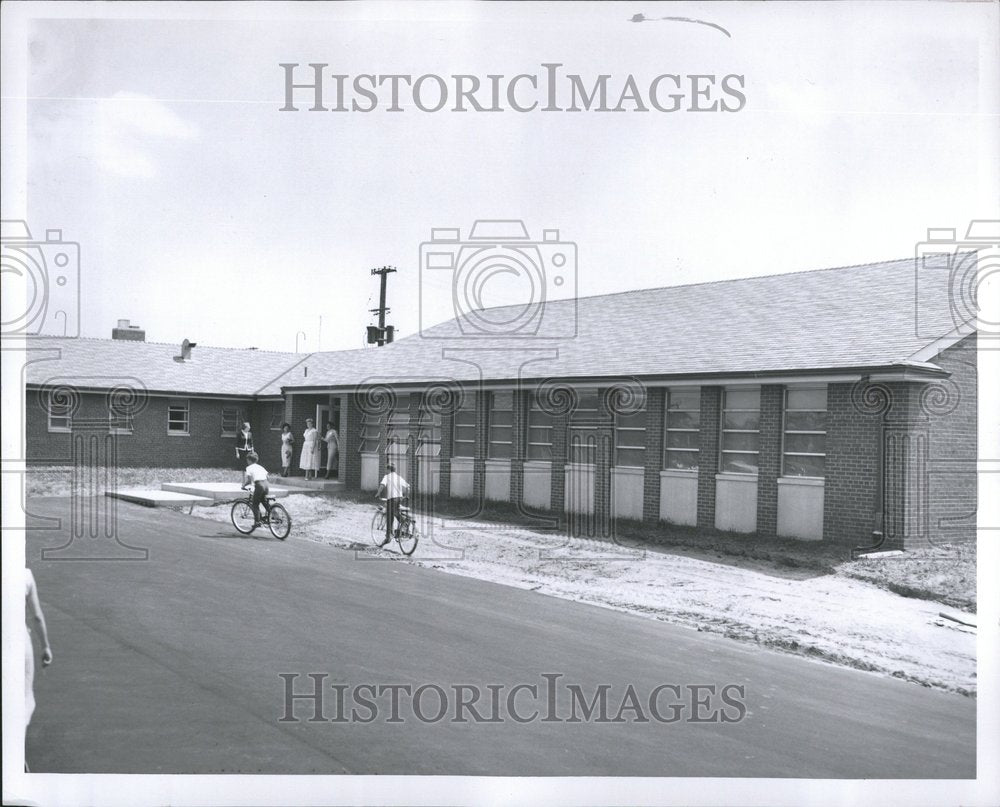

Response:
(267, 503), (292, 540)
(396, 518), (419, 556)
(231, 500), (257, 534)
(371, 509), (390, 547)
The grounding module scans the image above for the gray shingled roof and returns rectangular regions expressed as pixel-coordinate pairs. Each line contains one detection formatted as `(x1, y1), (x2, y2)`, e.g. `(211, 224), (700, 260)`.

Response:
(27, 256), (965, 396)
(25, 337), (303, 397)
(266, 256), (963, 393)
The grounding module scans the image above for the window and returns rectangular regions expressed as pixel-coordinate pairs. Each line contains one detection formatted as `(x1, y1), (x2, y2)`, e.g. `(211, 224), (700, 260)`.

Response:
(720, 388), (760, 474)
(526, 393), (554, 461)
(417, 395), (442, 457)
(221, 406), (241, 437)
(614, 391), (647, 468)
(387, 393), (411, 452)
(568, 390), (600, 464)
(269, 402), (284, 430)
(359, 410), (381, 453)
(47, 392), (72, 433)
(109, 402), (135, 435)
(783, 387), (827, 478)
(452, 392), (477, 458)
(168, 399), (190, 435)
(488, 391), (514, 459)
(664, 388), (700, 470)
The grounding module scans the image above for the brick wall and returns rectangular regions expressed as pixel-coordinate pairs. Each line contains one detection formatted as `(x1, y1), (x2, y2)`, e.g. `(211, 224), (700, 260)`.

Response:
(822, 383), (883, 544)
(696, 386), (722, 529)
(549, 403), (569, 515)
(510, 388), (527, 512)
(342, 393), (363, 488)
(27, 388), (258, 468)
(924, 334), (977, 545)
(473, 390), (488, 501)
(642, 388), (666, 523)
(756, 385), (783, 537)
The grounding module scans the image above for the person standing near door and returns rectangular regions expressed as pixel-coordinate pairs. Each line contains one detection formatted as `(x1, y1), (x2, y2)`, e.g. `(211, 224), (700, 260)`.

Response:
(322, 423), (340, 479)
(279, 422), (294, 477)
(235, 421), (254, 469)
(300, 419), (319, 480)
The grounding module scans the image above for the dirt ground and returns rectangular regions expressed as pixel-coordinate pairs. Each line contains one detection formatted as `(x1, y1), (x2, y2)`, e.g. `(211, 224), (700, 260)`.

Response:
(192, 492), (977, 696)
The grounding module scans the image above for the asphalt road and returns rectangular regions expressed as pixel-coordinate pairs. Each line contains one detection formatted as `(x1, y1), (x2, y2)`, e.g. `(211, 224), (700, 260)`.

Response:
(25, 496), (975, 777)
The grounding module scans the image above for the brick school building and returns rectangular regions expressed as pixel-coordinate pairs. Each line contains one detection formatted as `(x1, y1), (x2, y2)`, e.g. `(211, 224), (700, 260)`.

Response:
(25, 258), (977, 549)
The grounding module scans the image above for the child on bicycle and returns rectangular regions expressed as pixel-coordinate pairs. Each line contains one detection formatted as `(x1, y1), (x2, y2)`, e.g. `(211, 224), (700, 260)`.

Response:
(376, 463), (410, 543)
(241, 452), (270, 527)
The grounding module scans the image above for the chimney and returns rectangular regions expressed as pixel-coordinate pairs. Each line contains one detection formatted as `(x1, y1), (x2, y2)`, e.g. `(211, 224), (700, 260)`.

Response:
(174, 338), (197, 362)
(112, 318), (145, 341)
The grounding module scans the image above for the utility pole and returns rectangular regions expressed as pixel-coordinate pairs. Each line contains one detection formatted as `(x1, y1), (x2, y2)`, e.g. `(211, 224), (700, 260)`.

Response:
(368, 265), (397, 346)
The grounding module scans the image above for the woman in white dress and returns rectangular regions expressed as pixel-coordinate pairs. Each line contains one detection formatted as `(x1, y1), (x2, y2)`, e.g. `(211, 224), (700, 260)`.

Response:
(279, 423), (294, 477)
(25, 567), (53, 768)
(322, 424), (340, 479)
(299, 418), (319, 479)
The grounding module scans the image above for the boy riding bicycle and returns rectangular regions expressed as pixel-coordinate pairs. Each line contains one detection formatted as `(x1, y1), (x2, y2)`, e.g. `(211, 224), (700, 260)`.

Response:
(241, 452), (270, 527)
(376, 463), (410, 542)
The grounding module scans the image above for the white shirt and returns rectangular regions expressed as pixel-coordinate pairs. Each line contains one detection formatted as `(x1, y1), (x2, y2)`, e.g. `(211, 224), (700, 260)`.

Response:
(245, 463), (268, 483)
(380, 471), (408, 499)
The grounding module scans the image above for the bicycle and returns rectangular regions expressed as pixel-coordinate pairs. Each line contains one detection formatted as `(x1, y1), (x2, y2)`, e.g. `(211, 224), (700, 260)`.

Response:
(371, 497), (419, 555)
(231, 489), (292, 540)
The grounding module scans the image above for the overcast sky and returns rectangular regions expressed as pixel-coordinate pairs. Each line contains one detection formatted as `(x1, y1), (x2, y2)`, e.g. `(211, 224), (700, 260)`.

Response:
(10, 1), (1000, 352)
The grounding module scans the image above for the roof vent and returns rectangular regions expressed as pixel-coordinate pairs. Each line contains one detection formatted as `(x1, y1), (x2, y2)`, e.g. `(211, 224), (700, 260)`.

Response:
(174, 338), (197, 362)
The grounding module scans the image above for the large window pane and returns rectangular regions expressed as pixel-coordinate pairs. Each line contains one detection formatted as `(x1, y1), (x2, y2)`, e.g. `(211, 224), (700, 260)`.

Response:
(666, 430), (699, 451)
(783, 386), (828, 478)
(723, 411), (760, 430)
(722, 453), (759, 474)
(614, 392), (647, 467)
(784, 455), (825, 477)
(723, 432), (760, 452)
(669, 390), (700, 413)
(666, 450), (698, 470)
(666, 410), (699, 430)
(663, 388), (700, 471)
(452, 393), (477, 458)
(527, 393), (554, 462)
(417, 395), (442, 457)
(787, 388), (827, 411)
(720, 388), (759, 474)
(616, 448), (645, 468)
(488, 391), (514, 460)
(783, 433), (826, 455)
(725, 389), (760, 410)
(569, 431), (597, 464)
(785, 410), (827, 431)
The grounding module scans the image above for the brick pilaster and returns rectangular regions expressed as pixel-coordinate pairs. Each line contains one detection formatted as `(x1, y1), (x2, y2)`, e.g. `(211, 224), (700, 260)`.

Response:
(755, 385), (783, 537)
(643, 387), (666, 523)
(696, 386), (722, 530)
